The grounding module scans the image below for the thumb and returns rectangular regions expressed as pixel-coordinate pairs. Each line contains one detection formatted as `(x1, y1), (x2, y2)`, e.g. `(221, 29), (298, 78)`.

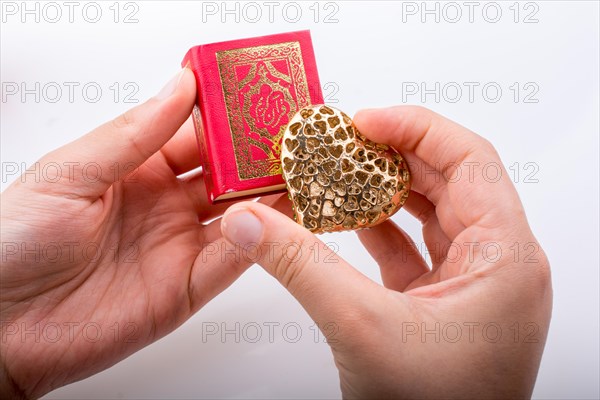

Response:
(34, 67), (196, 200)
(220, 202), (386, 328)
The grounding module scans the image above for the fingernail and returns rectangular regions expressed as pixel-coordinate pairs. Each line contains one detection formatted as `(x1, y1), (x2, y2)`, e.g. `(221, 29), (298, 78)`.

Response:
(156, 68), (186, 100)
(222, 208), (264, 246)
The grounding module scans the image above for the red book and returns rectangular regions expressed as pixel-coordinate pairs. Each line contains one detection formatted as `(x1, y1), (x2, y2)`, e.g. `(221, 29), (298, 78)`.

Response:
(182, 30), (323, 203)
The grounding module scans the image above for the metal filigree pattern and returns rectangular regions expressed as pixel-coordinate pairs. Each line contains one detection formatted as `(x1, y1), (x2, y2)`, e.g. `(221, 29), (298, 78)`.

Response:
(281, 105), (411, 233)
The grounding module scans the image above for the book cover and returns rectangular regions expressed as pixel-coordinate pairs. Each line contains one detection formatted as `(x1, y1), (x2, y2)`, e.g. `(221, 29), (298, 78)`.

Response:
(182, 30), (323, 203)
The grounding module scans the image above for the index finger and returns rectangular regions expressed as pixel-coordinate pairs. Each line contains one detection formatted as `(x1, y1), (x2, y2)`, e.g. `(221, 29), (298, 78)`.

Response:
(353, 106), (525, 228)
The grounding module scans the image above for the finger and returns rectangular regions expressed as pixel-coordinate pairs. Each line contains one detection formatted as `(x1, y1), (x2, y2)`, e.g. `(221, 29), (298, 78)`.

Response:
(404, 190), (436, 224)
(402, 150), (447, 205)
(220, 201), (387, 327)
(357, 220), (429, 292)
(188, 237), (253, 312)
(187, 195), (291, 311)
(160, 116), (202, 176)
(403, 191), (453, 266)
(353, 106), (524, 228)
(434, 189), (467, 240)
(188, 194), (295, 312)
(42, 67), (196, 200)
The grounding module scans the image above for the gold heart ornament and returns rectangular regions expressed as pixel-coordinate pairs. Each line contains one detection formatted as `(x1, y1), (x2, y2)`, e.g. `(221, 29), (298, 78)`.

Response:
(281, 105), (411, 234)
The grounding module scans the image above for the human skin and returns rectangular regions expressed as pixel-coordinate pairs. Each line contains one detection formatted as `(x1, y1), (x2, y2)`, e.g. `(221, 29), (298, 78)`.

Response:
(221, 106), (553, 399)
(0, 64), (552, 398)
(0, 68), (271, 398)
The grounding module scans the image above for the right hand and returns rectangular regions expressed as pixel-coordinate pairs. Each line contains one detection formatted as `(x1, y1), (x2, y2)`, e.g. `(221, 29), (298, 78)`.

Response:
(220, 106), (552, 399)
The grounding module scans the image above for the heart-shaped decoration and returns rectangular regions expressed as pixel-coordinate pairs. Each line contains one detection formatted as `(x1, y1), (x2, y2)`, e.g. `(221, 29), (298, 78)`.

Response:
(281, 105), (411, 234)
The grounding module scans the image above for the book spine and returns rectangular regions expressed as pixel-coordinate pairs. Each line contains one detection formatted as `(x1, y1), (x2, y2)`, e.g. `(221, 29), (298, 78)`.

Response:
(182, 47), (220, 202)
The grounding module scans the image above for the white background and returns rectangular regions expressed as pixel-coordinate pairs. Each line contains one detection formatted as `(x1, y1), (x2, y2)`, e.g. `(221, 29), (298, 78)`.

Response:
(1, 1), (598, 398)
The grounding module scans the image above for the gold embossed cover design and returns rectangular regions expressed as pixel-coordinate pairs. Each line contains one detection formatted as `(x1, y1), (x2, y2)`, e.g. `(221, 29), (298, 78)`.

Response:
(217, 41), (312, 180)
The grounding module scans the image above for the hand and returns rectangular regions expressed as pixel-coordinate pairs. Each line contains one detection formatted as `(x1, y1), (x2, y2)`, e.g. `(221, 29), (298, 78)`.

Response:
(0, 68), (255, 398)
(220, 106), (552, 399)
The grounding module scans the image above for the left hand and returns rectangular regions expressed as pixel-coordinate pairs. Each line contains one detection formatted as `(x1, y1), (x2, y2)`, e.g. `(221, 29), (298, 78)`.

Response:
(1, 68), (254, 398)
